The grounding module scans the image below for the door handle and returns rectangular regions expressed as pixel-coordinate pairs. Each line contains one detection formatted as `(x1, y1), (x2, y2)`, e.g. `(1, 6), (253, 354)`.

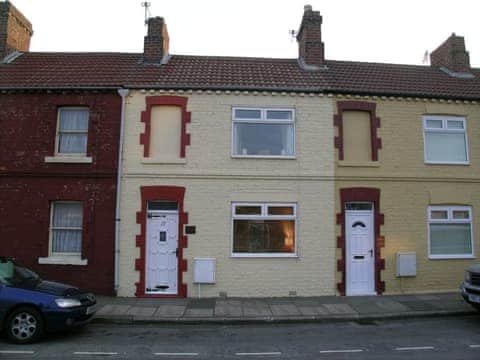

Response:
(175, 248), (179, 257)
(369, 249), (373, 257)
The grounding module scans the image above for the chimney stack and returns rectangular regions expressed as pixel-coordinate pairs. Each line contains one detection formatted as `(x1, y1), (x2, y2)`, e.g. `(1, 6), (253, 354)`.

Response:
(0, 1), (33, 59)
(430, 33), (471, 73)
(143, 16), (169, 64)
(297, 4), (324, 69)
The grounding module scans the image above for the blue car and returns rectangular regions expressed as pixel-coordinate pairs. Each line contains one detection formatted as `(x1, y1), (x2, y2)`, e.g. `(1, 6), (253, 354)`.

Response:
(0, 257), (98, 344)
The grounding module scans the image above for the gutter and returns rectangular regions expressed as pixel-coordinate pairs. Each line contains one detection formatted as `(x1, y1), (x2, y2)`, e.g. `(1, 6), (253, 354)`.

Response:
(114, 88), (130, 294)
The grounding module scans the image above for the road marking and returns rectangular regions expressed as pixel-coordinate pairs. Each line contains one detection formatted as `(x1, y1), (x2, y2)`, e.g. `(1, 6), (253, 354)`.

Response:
(319, 349), (363, 354)
(0, 350), (35, 354)
(395, 346), (434, 351)
(469, 345), (480, 348)
(74, 352), (118, 356)
(155, 353), (198, 356)
(235, 352), (282, 356)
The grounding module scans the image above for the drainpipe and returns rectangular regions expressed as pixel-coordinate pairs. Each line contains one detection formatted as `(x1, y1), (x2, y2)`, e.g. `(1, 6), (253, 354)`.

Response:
(114, 88), (130, 294)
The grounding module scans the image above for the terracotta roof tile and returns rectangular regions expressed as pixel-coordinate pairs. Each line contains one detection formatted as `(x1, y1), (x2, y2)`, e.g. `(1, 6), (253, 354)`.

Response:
(0, 52), (479, 99)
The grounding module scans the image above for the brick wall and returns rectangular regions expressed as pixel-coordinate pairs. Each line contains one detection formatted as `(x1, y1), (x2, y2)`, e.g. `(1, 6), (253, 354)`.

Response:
(0, 91), (121, 295)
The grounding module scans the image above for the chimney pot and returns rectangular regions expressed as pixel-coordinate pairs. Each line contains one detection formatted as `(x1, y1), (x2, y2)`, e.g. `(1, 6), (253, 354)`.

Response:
(304, 4), (313, 12)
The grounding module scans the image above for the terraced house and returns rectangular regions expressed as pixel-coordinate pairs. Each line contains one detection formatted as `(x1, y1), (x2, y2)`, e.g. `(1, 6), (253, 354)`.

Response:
(1, 2), (480, 298)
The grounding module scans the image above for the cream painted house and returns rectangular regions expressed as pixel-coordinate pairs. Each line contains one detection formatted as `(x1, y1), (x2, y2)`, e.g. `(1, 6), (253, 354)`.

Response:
(115, 6), (480, 297)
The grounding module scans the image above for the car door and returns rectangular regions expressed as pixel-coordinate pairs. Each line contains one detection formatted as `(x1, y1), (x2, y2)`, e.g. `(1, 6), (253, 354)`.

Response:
(0, 281), (6, 326)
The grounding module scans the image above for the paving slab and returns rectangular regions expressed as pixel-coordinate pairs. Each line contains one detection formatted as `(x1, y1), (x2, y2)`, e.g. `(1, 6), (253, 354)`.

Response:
(184, 308), (214, 317)
(242, 301), (272, 317)
(96, 304), (131, 316)
(153, 305), (185, 318)
(126, 306), (157, 317)
(297, 305), (330, 316)
(215, 300), (243, 317)
(269, 304), (301, 316)
(323, 303), (357, 315)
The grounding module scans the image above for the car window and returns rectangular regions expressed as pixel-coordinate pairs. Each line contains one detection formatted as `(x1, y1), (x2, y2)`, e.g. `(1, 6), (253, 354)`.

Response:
(0, 259), (39, 285)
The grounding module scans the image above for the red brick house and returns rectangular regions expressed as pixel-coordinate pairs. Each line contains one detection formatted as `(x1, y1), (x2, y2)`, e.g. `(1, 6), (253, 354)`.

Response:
(0, 2), (126, 294)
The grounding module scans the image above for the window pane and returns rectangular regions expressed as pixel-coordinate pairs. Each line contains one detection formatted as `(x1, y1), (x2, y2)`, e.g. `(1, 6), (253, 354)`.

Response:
(425, 132), (467, 162)
(148, 201), (178, 211)
(235, 206), (262, 215)
(58, 134), (88, 153)
(266, 110), (292, 120)
(52, 229), (82, 253)
(53, 203), (83, 228)
(234, 123), (294, 156)
(430, 210), (448, 219)
(430, 223), (472, 255)
(268, 206), (294, 215)
(345, 203), (372, 211)
(453, 210), (470, 219)
(425, 119), (443, 128)
(234, 109), (261, 119)
(233, 219), (295, 253)
(447, 120), (464, 129)
(59, 109), (89, 131)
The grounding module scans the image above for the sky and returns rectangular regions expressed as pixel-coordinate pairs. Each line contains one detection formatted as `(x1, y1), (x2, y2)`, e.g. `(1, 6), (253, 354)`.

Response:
(11, 0), (480, 67)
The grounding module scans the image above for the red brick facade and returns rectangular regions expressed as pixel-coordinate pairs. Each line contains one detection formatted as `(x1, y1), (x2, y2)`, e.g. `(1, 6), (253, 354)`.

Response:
(0, 92), (121, 295)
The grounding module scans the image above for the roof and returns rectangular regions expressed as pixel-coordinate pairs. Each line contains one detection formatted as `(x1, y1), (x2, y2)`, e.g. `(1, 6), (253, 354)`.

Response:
(1, 52), (480, 100)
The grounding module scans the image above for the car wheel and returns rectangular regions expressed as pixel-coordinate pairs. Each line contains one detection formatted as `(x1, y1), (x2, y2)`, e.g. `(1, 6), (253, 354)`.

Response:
(5, 306), (44, 344)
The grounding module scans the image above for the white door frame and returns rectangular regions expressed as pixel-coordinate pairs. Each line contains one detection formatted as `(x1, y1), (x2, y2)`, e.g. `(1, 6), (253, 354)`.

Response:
(345, 203), (376, 296)
(145, 209), (179, 295)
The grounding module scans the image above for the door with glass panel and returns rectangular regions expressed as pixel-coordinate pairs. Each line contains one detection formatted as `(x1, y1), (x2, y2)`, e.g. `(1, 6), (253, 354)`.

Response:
(145, 201), (178, 295)
(345, 203), (375, 295)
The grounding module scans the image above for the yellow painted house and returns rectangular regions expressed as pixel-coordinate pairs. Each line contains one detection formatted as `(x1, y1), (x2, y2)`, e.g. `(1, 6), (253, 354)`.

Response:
(116, 6), (480, 298)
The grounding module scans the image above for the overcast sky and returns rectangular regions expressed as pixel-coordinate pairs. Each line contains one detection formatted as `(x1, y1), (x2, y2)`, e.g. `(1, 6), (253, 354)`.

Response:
(11, 0), (480, 67)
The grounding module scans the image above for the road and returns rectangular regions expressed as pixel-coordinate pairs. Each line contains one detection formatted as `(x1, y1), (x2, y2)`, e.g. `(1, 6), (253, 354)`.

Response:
(0, 315), (479, 359)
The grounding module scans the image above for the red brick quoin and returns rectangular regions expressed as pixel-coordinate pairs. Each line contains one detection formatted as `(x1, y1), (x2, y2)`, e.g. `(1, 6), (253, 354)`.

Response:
(135, 186), (188, 297)
(334, 101), (382, 161)
(336, 188), (385, 295)
(139, 96), (191, 158)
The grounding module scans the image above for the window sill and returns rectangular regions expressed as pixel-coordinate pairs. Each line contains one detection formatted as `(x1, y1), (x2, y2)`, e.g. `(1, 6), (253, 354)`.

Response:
(38, 256), (88, 266)
(429, 255), (475, 260)
(338, 161), (380, 167)
(424, 161), (469, 166)
(231, 254), (298, 258)
(231, 155), (296, 160)
(45, 156), (92, 164)
(141, 157), (187, 165)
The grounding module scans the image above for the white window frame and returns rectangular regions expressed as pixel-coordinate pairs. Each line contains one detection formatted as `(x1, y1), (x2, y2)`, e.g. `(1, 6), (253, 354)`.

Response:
(231, 202), (298, 258)
(231, 107), (296, 159)
(55, 107), (89, 156)
(38, 201), (88, 267)
(422, 115), (469, 165)
(428, 205), (474, 259)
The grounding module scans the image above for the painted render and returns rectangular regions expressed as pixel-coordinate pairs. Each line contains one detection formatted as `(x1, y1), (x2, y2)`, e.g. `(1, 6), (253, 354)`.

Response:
(334, 96), (480, 294)
(117, 90), (336, 297)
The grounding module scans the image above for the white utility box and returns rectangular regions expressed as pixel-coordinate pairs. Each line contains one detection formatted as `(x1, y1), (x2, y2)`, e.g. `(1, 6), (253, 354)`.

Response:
(396, 252), (416, 277)
(193, 258), (216, 284)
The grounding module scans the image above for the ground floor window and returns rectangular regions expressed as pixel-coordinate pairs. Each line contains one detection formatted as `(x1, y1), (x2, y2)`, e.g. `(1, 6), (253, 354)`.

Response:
(50, 201), (83, 256)
(232, 203), (296, 257)
(428, 206), (473, 259)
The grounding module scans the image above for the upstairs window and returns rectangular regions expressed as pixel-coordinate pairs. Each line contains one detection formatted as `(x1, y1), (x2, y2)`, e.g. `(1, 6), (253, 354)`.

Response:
(232, 203), (296, 257)
(428, 206), (473, 259)
(232, 108), (295, 158)
(56, 108), (89, 155)
(423, 115), (468, 164)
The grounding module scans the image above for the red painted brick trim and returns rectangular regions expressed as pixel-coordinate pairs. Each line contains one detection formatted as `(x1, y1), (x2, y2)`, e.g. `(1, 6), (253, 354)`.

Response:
(333, 101), (382, 161)
(336, 187), (385, 295)
(139, 96), (191, 158)
(135, 186), (188, 297)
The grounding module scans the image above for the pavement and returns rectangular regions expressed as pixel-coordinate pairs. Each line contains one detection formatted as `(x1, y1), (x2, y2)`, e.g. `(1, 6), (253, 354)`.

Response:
(93, 292), (478, 324)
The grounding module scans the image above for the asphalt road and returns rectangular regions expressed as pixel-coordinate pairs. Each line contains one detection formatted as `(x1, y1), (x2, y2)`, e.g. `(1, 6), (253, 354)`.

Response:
(0, 315), (479, 359)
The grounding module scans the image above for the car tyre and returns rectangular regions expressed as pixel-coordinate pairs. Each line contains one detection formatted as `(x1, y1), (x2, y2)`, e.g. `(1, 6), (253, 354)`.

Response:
(5, 306), (44, 344)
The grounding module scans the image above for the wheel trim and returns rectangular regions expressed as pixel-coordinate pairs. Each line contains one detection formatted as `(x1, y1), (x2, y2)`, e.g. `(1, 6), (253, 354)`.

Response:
(11, 312), (37, 340)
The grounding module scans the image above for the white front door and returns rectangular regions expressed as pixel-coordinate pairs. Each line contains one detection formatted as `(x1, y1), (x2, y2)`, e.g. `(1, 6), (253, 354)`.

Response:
(345, 203), (375, 296)
(145, 211), (178, 295)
